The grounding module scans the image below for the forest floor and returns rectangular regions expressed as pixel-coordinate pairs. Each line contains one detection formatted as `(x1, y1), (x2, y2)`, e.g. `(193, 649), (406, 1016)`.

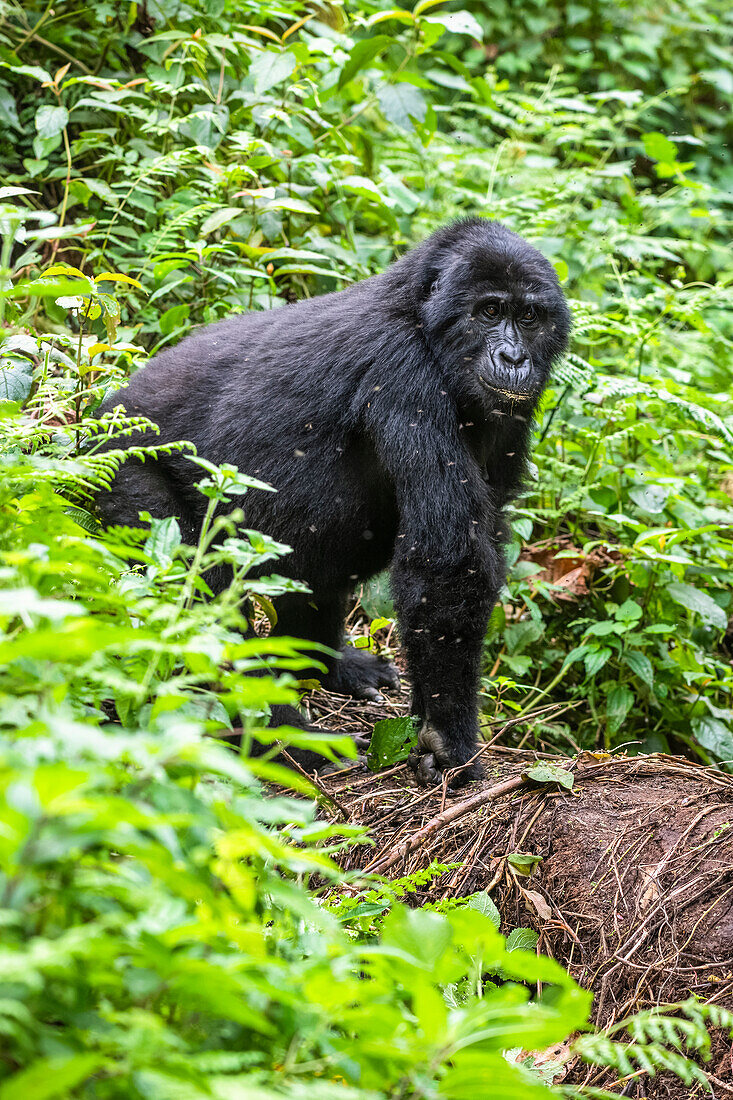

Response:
(304, 672), (733, 1098)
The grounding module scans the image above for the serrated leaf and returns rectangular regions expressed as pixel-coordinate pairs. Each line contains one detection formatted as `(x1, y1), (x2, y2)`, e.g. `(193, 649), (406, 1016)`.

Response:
(506, 927), (539, 952)
(465, 891), (500, 929)
(624, 650), (654, 687)
(584, 646), (612, 675)
(606, 683), (634, 734)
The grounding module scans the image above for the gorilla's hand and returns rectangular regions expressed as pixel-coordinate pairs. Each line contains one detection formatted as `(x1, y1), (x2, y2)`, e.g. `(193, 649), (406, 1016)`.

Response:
(324, 646), (401, 704)
(412, 720), (483, 788)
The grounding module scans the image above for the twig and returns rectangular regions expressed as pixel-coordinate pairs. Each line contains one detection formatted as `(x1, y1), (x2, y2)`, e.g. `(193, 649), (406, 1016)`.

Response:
(364, 774), (528, 875)
(280, 751), (351, 820)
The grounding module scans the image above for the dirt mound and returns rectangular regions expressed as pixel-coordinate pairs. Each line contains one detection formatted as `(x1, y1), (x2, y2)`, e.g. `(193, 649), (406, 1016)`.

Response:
(316, 745), (733, 1095)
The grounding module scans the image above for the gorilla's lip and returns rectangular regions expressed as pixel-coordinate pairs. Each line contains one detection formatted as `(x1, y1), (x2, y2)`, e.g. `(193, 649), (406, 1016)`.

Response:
(477, 374), (536, 401)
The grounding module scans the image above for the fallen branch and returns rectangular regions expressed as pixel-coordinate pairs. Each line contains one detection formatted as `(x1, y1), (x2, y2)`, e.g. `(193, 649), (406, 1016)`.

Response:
(364, 773), (528, 875)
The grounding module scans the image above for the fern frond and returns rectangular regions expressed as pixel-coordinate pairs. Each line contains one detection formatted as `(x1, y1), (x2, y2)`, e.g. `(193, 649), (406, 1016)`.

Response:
(575, 1035), (708, 1087)
(594, 376), (733, 444)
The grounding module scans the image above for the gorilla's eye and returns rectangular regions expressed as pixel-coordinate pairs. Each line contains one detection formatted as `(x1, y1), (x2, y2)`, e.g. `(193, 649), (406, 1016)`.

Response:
(519, 305), (537, 325)
(481, 299), (501, 319)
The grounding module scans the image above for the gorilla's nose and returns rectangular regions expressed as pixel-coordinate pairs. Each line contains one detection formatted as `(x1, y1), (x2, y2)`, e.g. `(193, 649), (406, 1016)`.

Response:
(499, 348), (528, 369)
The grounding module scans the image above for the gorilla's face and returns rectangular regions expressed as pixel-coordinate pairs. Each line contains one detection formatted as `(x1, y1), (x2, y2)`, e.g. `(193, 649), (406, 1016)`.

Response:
(471, 290), (550, 403)
(419, 222), (570, 415)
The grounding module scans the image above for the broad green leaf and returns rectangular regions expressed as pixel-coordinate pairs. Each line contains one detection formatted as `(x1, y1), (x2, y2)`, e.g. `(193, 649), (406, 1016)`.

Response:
(506, 927), (539, 953)
(34, 104), (68, 139)
(624, 650), (654, 687)
(523, 763), (574, 790)
(143, 516), (182, 569)
(249, 50), (296, 94)
(465, 890), (501, 929)
(507, 852), (543, 876)
(667, 582), (727, 630)
(200, 207), (245, 236)
(0, 357), (33, 403)
(423, 11), (483, 39)
(584, 646), (612, 675)
(606, 684), (634, 734)
(642, 131), (678, 163)
(0, 1054), (104, 1100)
(337, 35), (391, 88)
(366, 716), (419, 771)
(692, 717), (733, 762)
(376, 81), (427, 130)
(340, 175), (387, 203)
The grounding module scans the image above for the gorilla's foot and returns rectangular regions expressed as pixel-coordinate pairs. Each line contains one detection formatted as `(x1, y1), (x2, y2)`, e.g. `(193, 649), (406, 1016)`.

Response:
(411, 721), (483, 789)
(324, 645), (401, 703)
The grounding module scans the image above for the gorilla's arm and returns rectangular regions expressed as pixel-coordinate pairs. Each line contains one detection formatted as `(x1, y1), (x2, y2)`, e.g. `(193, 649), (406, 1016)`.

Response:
(371, 401), (505, 785)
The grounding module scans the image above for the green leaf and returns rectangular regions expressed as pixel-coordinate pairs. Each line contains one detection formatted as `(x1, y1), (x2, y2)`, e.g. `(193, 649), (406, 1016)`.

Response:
(366, 716), (419, 771)
(523, 763), (574, 790)
(642, 131), (678, 163)
(624, 650), (654, 687)
(691, 717), (733, 762)
(200, 207), (244, 236)
(606, 684), (634, 734)
(376, 82), (427, 131)
(614, 599), (643, 623)
(249, 50), (297, 94)
(506, 927), (539, 953)
(159, 302), (190, 335)
(584, 646), (612, 675)
(338, 35), (391, 89)
(143, 516), (181, 569)
(0, 1054), (104, 1100)
(423, 11), (484, 39)
(34, 105), (68, 139)
(360, 571), (394, 618)
(507, 852), (543, 876)
(505, 619), (543, 655)
(0, 357), (33, 402)
(465, 890), (501, 929)
(667, 582), (727, 630)
(340, 175), (387, 204)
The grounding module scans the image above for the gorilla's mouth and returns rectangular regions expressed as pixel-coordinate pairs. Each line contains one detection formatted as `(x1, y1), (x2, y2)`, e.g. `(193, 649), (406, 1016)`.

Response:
(477, 374), (536, 401)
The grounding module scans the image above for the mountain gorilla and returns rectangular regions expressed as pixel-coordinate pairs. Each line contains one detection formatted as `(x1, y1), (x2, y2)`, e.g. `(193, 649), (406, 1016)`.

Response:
(97, 218), (570, 785)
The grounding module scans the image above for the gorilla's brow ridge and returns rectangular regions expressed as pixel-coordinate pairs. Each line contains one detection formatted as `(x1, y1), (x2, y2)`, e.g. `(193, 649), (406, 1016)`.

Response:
(476, 289), (553, 304)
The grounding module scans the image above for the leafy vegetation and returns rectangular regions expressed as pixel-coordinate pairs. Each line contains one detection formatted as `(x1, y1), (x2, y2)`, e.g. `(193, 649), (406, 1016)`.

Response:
(2, 0), (733, 1093)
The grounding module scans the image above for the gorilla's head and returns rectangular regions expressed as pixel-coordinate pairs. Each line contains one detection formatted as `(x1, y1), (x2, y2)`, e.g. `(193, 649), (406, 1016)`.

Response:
(415, 219), (570, 413)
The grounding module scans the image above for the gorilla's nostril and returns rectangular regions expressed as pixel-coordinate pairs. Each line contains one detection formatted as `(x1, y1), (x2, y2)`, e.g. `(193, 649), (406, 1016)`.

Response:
(499, 350), (528, 369)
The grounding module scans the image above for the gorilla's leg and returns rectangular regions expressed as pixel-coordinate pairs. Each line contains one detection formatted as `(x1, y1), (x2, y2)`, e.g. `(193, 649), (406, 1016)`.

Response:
(96, 458), (198, 541)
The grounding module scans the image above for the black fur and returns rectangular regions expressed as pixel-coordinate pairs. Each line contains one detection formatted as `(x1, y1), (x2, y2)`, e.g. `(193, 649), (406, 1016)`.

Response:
(97, 218), (570, 784)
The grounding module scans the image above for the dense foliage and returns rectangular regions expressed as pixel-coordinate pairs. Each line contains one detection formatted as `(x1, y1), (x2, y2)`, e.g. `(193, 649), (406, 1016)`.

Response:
(2, 0), (733, 1094)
